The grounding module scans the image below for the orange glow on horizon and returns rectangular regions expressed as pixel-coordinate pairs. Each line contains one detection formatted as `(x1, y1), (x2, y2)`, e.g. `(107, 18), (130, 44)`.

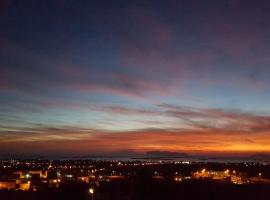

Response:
(1, 129), (270, 156)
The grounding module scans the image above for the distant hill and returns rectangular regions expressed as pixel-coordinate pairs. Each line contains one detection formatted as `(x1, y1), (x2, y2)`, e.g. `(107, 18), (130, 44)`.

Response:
(145, 151), (188, 158)
(249, 154), (270, 160)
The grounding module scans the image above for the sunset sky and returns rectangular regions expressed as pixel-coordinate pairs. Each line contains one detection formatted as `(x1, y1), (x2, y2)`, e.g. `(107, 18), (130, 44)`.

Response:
(1, 0), (270, 157)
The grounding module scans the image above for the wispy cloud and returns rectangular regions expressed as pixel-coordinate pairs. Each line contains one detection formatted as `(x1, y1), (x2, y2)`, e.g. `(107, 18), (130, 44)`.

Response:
(2, 1), (270, 157)
(1, 104), (270, 155)
(1, 126), (270, 155)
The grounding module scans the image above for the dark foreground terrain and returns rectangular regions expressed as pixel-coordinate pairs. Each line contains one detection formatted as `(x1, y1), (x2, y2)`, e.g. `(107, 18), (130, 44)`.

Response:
(1, 178), (270, 200)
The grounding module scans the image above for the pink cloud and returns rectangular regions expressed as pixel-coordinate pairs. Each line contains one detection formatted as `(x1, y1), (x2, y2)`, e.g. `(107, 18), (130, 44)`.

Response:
(1, 127), (270, 156)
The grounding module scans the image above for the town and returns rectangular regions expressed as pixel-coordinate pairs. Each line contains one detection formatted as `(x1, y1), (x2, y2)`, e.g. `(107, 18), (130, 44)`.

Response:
(1, 159), (270, 192)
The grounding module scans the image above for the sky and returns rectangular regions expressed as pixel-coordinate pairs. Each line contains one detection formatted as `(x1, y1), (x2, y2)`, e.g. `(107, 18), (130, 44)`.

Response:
(1, 0), (270, 158)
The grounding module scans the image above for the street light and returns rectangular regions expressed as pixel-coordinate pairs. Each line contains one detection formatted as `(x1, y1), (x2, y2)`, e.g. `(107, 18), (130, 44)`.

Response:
(25, 174), (31, 179)
(89, 188), (94, 200)
(259, 172), (262, 180)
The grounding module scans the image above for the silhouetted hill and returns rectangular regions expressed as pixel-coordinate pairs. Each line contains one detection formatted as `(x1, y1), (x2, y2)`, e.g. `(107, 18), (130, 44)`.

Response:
(249, 154), (270, 160)
(145, 151), (188, 158)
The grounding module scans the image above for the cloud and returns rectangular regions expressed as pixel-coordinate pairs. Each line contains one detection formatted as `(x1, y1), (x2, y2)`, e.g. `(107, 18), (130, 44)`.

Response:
(0, 39), (173, 102)
(4, 98), (270, 134)
(1, 103), (270, 156)
(158, 103), (270, 133)
(1, 126), (270, 156)
(2, 1), (270, 157)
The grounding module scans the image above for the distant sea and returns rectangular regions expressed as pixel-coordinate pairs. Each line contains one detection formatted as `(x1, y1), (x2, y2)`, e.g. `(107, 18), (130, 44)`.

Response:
(53, 156), (269, 163)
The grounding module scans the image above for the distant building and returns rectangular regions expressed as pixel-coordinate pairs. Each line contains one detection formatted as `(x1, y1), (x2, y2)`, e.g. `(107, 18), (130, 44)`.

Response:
(77, 176), (89, 183)
(13, 170), (47, 179)
(0, 181), (16, 190)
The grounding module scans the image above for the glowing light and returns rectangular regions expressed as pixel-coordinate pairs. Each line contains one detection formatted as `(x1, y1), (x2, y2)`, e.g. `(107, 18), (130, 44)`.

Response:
(89, 188), (94, 194)
(25, 174), (31, 179)
(174, 177), (182, 182)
